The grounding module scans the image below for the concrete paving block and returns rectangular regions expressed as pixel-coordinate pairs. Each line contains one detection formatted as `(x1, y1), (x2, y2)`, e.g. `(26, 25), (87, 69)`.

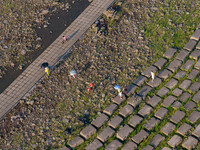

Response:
(117, 125), (133, 141)
(147, 95), (162, 107)
(190, 29), (200, 41)
(147, 77), (162, 87)
(177, 123), (192, 136)
(97, 126), (115, 143)
(128, 94), (142, 108)
(165, 78), (178, 89)
(174, 70), (186, 79)
(181, 59), (195, 71)
(161, 122), (176, 136)
(163, 48), (177, 59)
(189, 81), (200, 93)
(194, 58), (200, 69)
(172, 88), (183, 97)
(142, 145), (154, 150)
(129, 115), (143, 128)
(112, 95), (126, 105)
(179, 79), (192, 90)
(144, 117), (160, 131)
(150, 134), (165, 147)
(188, 69), (199, 80)
(167, 135), (182, 148)
(162, 95), (176, 107)
(188, 111), (200, 124)
(182, 136), (198, 150)
(142, 65), (158, 77)
(171, 101), (182, 109)
(154, 107), (168, 120)
(103, 103), (118, 116)
(192, 124), (200, 138)
(184, 101), (196, 111)
(132, 129), (149, 144)
(68, 136), (84, 148)
(85, 139), (103, 150)
(126, 84), (138, 96)
(122, 141), (137, 150)
(105, 139), (122, 150)
(192, 91), (200, 102)
(162, 147), (172, 150)
(184, 39), (197, 51)
(80, 125), (97, 140)
(176, 49), (190, 61)
(179, 92), (191, 102)
(91, 113), (109, 128)
(138, 105), (153, 117)
(154, 57), (167, 69)
(119, 104), (134, 118)
(170, 110), (185, 124)
(133, 75), (147, 86)
(158, 69), (172, 80)
(109, 115), (123, 129)
(190, 49), (200, 60)
(197, 41), (200, 49)
(157, 87), (170, 97)
(138, 85), (152, 99)
(167, 59), (182, 72)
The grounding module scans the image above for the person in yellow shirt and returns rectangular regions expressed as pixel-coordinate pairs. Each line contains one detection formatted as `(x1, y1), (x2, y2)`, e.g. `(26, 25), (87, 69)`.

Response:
(45, 67), (49, 76)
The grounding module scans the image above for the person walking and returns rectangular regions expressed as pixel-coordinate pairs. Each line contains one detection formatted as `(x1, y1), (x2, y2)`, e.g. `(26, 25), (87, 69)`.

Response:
(62, 36), (67, 43)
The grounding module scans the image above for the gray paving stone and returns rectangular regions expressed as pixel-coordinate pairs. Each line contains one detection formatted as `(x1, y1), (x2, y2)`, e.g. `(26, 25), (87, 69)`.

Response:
(147, 77), (162, 87)
(189, 81), (200, 93)
(138, 85), (152, 99)
(158, 69), (172, 80)
(182, 136), (198, 150)
(162, 95), (176, 107)
(103, 103), (118, 116)
(133, 75), (147, 86)
(117, 125), (133, 141)
(85, 139), (103, 150)
(172, 88), (183, 97)
(68, 136), (84, 148)
(161, 122), (176, 136)
(97, 126), (115, 143)
(132, 129), (149, 144)
(138, 105), (153, 117)
(147, 95), (162, 107)
(150, 134), (165, 147)
(126, 84), (138, 96)
(184, 39), (197, 51)
(157, 87), (169, 97)
(122, 141), (137, 150)
(167, 135), (182, 148)
(109, 115), (123, 129)
(181, 59), (195, 71)
(179, 79), (192, 90)
(197, 41), (200, 49)
(142, 65), (158, 77)
(176, 49), (190, 61)
(162, 147), (172, 150)
(188, 111), (200, 124)
(80, 125), (97, 140)
(142, 145), (154, 150)
(179, 92), (191, 102)
(171, 101), (182, 109)
(163, 48), (177, 59)
(112, 95), (126, 105)
(191, 29), (200, 41)
(60, 146), (69, 150)
(192, 91), (200, 102)
(190, 49), (200, 60)
(155, 107), (168, 120)
(128, 94), (142, 108)
(170, 110), (185, 124)
(105, 139), (122, 150)
(91, 113), (109, 128)
(174, 70), (186, 79)
(177, 123), (192, 136)
(192, 124), (200, 138)
(184, 101), (196, 111)
(194, 58), (200, 69)
(154, 58), (167, 69)
(167, 59), (182, 72)
(165, 78), (178, 89)
(119, 104), (134, 118)
(144, 117), (160, 131)
(188, 69), (199, 80)
(129, 115), (143, 128)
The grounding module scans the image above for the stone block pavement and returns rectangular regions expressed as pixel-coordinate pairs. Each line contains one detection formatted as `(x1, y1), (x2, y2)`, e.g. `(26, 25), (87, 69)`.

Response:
(0, 0), (117, 121)
(67, 24), (200, 149)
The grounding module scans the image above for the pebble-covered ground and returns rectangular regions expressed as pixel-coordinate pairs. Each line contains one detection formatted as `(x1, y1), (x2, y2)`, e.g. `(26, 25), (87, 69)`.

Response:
(0, 0), (200, 149)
